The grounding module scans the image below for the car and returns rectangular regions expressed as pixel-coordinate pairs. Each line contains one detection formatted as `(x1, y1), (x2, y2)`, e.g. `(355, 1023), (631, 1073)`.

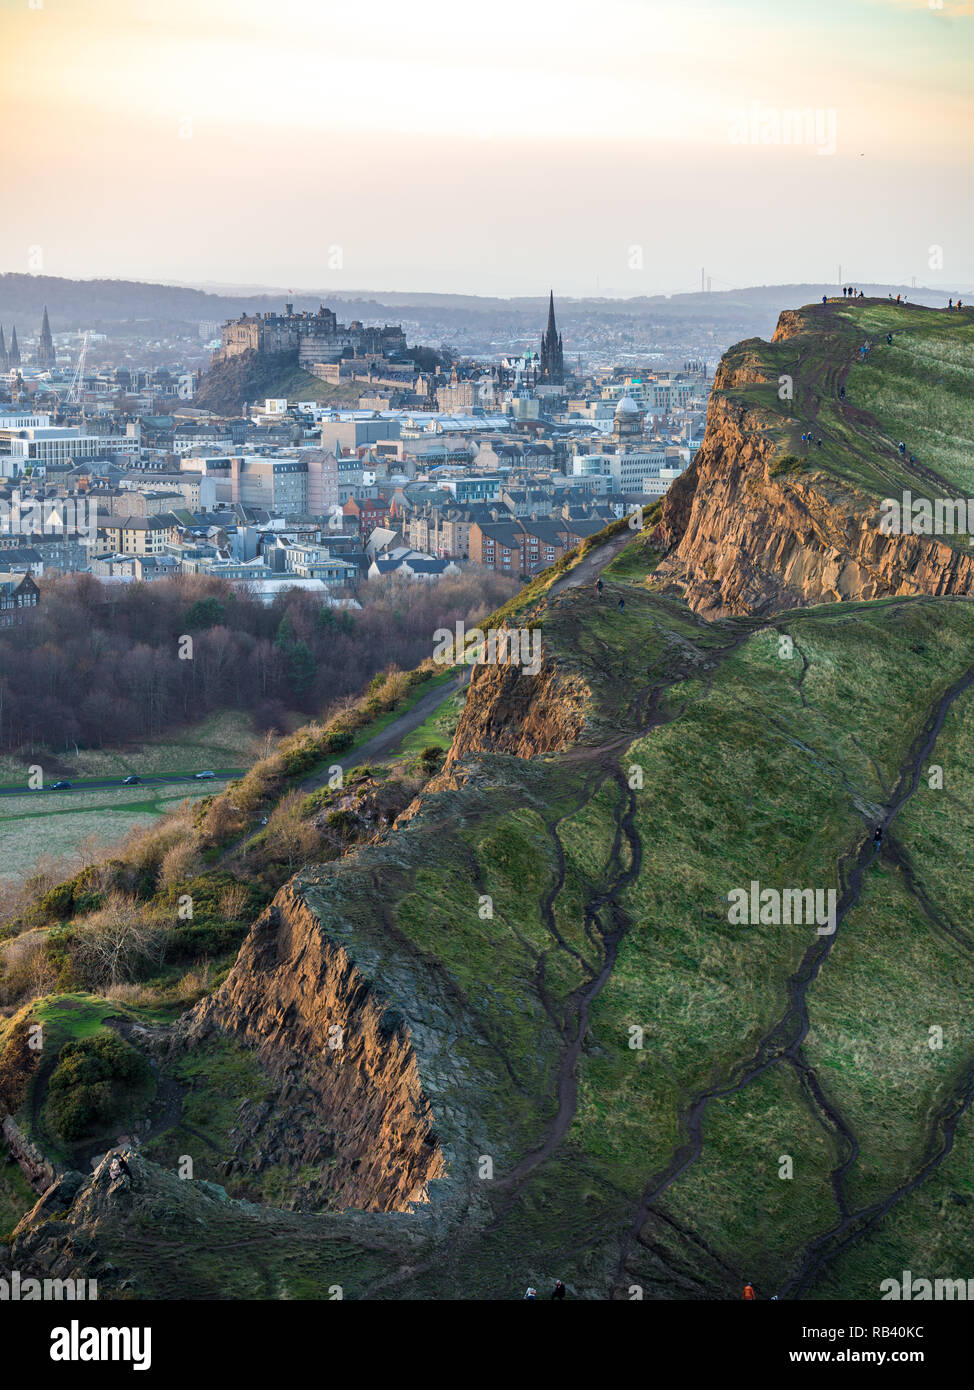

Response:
(51, 780), (71, 790)
(194, 770), (215, 779)
(123, 775), (141, 785)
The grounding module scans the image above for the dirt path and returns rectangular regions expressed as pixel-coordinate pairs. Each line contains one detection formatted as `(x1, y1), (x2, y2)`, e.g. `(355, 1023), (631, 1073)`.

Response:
(299, 672), (469, 794)
(611, 650), (974, 1298)
(547, 528), (635, 598)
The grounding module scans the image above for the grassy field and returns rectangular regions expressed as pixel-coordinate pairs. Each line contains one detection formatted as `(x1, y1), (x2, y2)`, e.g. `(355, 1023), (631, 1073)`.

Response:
(0, 785), (213, 881)
(0, 712), (258, 880)
(0, 710), (259, 788)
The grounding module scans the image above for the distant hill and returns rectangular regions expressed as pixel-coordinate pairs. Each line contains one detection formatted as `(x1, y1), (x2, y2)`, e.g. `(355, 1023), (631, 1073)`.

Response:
(192, 349), (361, 414)
(0, 271), (959, 338)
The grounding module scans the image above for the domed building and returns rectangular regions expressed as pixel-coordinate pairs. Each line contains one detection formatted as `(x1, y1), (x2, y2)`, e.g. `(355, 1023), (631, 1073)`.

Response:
(614, 393), (645, 444)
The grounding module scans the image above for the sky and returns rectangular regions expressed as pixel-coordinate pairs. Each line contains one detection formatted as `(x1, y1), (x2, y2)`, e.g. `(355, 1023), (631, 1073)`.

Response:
(1, 0), (972, 297)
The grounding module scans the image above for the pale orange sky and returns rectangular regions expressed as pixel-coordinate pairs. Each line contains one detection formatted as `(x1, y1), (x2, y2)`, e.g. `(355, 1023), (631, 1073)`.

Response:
(1, 0), (971, 294)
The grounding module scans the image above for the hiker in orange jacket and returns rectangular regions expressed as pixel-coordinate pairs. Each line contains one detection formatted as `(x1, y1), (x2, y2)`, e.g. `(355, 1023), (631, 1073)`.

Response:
(743, 1281), (757, 1300)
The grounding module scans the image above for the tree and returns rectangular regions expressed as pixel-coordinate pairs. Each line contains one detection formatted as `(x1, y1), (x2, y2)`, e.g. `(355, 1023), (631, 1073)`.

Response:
(73, 893), (168, 987)
(275, 612), (296, 652)
(185, 596), (225, 630)
(288, 640), (316, 696)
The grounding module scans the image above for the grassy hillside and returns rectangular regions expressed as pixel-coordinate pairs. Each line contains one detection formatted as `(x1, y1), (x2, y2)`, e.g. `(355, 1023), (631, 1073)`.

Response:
(721, 300), (974, 530)
(5, 556), (973, 1299)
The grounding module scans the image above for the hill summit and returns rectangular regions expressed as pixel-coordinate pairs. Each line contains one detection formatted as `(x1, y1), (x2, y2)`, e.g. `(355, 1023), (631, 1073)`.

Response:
(656, 298), (974, 616)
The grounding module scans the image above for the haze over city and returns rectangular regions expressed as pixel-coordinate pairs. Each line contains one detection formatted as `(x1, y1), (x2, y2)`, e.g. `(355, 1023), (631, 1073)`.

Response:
(2, 0), (972, 296)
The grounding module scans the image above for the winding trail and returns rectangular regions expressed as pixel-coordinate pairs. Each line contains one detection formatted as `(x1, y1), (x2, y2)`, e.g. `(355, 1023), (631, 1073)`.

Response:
(611, 648), (974, 1297)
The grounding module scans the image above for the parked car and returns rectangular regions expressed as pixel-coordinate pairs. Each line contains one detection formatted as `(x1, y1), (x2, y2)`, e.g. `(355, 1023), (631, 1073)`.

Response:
(51, 780), (71, 790)
(194, 770), (215, 779)
(123, 775), (141, 785)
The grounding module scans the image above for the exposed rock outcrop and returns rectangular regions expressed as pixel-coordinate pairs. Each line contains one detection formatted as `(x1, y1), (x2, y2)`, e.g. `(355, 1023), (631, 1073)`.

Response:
(654, 309), (974, 618)
(446, 643), (590, 766)
(2, 1115), (57, 1194)
(180, 880), (445, 1214)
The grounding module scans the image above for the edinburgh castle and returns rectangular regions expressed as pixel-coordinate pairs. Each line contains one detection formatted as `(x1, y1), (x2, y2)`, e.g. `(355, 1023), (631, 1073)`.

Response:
(216, 302), (407, 368)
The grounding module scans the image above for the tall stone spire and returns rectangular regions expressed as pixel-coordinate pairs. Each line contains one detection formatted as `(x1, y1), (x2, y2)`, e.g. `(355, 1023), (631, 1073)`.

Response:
(9, 326), (20, 366)
(38, 306), (55, 368)
(0, 326), (7, 371)
(539, 289), (564, 385)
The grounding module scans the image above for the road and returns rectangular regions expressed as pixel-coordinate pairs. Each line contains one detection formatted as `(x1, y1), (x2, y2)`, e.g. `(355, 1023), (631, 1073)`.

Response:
(0, 770), (242, 799)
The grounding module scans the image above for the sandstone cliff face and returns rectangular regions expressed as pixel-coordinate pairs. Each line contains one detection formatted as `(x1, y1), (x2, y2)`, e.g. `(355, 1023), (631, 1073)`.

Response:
(446, 644), (591, 767)
(182, 881), (445, 1214)
(654, 329), (974, 619)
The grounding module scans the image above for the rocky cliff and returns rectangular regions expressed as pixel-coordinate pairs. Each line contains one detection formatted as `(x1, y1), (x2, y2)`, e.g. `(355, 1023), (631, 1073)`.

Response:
(655, 300), (974, 617)
(181, 880), (446, 1214)
(445, 643), (591, 766)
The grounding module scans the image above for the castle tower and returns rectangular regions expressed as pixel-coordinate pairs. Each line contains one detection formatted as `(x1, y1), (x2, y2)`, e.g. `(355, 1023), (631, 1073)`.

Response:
(38, 306), (56, 369)
(539, 290), (564, 385)
(9, 326), (20, 367)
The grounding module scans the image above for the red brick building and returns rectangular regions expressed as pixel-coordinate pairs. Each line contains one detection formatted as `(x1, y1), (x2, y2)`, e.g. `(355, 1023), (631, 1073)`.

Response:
(343, 496), (390, 538)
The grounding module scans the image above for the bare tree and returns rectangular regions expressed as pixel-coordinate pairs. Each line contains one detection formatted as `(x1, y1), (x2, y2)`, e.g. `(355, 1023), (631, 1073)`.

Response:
(73, 893), (168, 987)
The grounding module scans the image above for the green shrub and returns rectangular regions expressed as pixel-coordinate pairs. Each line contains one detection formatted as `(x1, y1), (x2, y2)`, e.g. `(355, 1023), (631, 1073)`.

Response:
(47, 1033), (152, 1141)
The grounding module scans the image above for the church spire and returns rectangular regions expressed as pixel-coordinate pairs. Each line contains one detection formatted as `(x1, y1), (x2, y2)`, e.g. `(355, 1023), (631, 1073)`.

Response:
(539, 289), (564, 385)
(38, 306), (55, 368)
(9, 325), (20, 366)
(0, 325), (6, 370)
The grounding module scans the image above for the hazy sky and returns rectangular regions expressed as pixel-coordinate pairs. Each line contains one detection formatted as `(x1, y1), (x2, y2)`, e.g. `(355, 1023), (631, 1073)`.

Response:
(1, 0), (971, 296)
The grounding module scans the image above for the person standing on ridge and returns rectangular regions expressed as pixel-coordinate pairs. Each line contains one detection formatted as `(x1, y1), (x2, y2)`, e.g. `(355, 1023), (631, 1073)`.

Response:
(596, 577), (604, 599)
(551, 1280), (566, 1300)
(618, 596), (626, 612)
(743, 1281), (757, 1301)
